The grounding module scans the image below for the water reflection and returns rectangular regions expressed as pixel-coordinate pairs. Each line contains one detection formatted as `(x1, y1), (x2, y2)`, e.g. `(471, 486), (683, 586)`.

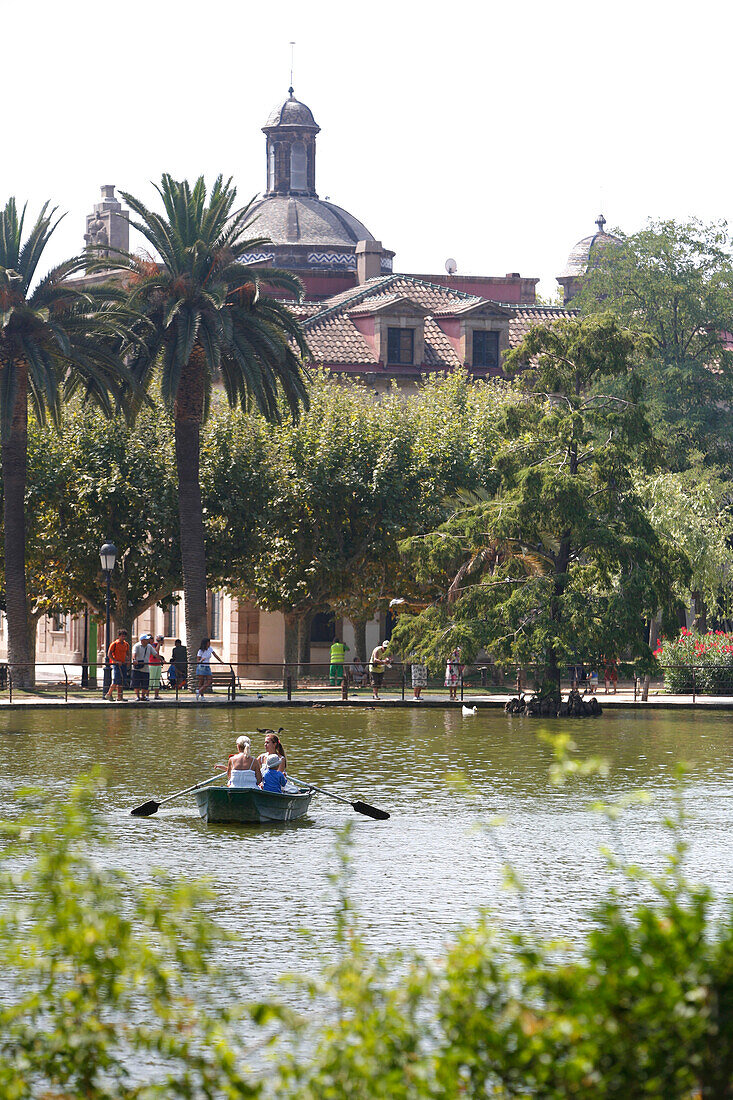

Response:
(2, 706), (733, 982)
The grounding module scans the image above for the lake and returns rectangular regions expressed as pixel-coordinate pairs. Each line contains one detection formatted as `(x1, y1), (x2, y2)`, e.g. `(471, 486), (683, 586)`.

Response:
(2, 704), (733, 983)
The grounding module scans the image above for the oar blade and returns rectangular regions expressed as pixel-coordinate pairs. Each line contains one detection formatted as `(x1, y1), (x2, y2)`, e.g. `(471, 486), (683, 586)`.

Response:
(352, 800), (390, 821)
(130, 800), (160, 817)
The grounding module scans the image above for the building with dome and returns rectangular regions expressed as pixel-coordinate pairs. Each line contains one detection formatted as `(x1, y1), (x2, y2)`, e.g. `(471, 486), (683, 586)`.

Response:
(34, 94), (606, 680)
(557, 214), (622, 304)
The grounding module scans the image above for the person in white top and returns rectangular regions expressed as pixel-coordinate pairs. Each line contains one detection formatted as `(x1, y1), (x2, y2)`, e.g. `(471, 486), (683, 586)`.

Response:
(219, 735), (262, 788)
(195, 636), (223, 700)
(131, 634), (156, 702)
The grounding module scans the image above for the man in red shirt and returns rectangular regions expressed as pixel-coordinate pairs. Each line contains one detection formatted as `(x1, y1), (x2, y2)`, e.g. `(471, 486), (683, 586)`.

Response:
(105, 629), (130, 701)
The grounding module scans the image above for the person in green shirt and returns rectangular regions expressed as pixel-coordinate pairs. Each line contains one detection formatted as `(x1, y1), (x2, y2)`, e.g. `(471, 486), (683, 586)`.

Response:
(329, 637), (350, 686)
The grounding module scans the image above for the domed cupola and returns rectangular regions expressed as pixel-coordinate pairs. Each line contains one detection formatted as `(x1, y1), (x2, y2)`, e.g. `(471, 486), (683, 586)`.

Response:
(557, 215), (622, 304)
(263, 88), (320, 196)
(243, 89), (395, 298)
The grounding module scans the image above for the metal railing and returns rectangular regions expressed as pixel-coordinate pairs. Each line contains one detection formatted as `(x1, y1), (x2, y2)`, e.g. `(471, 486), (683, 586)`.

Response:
(0, 659), (727, 705)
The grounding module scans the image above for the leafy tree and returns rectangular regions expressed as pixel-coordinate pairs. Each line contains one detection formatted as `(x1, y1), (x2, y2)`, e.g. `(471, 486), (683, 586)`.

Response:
(5, 397), (269, 656)
(637, 461), (733, 632)
(21, 401), (182, 646)
(117, 175), (309, 683)
(234, 373), (509, 668)
(392, 317), (686, 684)
(577, 218), (733, 469)
(0, 198), (128, 686)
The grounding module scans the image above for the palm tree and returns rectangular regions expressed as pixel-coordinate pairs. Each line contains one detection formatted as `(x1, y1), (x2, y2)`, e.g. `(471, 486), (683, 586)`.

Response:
(0, 198), (129, 687)
(118, 175), (309, 685)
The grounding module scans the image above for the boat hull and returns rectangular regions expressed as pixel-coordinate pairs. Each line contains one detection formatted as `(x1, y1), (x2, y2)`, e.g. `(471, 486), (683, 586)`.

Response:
(194, 785), (313, 824)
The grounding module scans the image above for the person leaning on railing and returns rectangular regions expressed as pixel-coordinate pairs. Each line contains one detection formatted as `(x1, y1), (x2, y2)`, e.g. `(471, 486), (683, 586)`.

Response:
(329, 637), (350, 686)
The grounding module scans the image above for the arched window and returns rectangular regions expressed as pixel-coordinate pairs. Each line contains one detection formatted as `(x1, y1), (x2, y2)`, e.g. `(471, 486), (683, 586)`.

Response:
(268, 144), (276, 190)
(290, 141), (307, 190)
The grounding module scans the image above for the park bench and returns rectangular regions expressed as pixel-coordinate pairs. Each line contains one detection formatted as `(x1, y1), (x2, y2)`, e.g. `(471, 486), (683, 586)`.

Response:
(207, 665), (237, 701)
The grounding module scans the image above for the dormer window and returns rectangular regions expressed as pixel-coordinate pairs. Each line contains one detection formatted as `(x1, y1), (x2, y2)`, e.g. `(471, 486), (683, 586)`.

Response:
(387, 327), (414, 365)
(473, 329), (499, 369)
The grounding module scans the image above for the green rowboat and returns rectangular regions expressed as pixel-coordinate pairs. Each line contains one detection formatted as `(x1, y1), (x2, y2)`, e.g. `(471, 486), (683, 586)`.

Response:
(194, 784), (314, 824)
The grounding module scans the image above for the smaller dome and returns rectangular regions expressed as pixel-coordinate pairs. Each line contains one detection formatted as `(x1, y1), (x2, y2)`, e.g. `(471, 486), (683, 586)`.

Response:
(263, 89), (319, 131)
(560, 214), (621, 278)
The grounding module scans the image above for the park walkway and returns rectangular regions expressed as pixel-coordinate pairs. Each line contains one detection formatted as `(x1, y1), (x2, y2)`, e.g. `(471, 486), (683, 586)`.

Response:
(1, 685), (733, 709)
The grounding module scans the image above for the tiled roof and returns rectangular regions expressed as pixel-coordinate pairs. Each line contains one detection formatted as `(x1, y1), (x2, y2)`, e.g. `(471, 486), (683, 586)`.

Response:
(300, 276), (579, 370)
(509, 305), (578, 347)
(424, 319), (460, 367)
(304, 313), (377, 366)
(289, 301), (321, 320)
(347, 293), (407, 315)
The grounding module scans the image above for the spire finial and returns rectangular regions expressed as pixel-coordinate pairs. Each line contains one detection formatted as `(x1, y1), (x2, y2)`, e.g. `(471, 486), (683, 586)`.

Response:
(289, 41), (295, 95)
(596, 213), (606, 234)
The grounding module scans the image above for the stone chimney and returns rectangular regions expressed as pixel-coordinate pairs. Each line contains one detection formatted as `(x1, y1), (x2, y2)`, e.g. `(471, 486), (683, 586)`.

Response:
(84, 185), (129, 266)
(355, 239), (383, 284)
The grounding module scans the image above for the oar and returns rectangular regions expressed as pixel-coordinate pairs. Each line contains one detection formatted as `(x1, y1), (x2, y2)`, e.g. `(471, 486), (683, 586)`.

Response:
(130, 773), (223, 817)
(289, 774), (390, 820)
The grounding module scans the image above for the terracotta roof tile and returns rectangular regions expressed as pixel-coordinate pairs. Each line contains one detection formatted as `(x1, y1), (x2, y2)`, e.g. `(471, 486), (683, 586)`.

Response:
(300, 277), (579, 370)
(303, 313), (377, 366)
(424, 318), (461, 367)
(509, 305), (579, 348)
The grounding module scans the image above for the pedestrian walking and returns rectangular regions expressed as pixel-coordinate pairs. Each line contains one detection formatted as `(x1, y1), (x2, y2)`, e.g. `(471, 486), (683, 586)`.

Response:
(171, 638), (187, 689)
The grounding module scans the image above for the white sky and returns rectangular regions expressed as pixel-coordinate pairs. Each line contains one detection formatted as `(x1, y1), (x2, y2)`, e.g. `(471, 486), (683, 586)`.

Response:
(3, 0), (730, 298)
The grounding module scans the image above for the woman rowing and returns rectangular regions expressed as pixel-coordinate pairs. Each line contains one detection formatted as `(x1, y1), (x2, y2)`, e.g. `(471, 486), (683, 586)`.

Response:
(257, 728), (287, 774)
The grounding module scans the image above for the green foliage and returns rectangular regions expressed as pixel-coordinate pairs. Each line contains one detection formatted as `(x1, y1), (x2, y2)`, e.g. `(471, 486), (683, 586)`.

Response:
(0, 197), (129, 437)
(273, 805), (733, 1098)
(392, 317), (687, 675)
(0, 395), (268, 630)
(577, 218), (733, 469)
(21, 400), (181, 627)
(118, 174), (309, 425)
(636, 462), (733, 619)
(655, 628), (733, 695)
(0, 777), (260, 1099)
(233, 371), (510, 620)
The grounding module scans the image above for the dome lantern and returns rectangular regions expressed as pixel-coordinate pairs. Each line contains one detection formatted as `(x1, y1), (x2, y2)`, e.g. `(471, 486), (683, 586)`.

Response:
(262, 89), (321, 197)
(556, 214), (621, 305)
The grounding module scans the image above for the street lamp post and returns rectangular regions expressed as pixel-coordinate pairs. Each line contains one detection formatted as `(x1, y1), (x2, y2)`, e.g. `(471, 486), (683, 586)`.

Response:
(99, 541), (117, 695)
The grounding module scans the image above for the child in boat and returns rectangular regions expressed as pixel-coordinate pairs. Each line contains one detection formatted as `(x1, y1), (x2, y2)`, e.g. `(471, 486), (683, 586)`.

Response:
(261, 753), (287, 793)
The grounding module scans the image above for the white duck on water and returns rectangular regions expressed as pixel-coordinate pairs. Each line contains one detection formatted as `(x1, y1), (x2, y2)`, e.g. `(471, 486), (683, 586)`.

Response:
(462, 705), (478, 716)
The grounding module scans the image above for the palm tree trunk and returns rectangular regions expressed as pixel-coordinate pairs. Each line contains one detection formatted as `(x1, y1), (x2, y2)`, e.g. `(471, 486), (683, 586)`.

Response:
(2, 363), (33, 689)
(174, 346), (208, 690)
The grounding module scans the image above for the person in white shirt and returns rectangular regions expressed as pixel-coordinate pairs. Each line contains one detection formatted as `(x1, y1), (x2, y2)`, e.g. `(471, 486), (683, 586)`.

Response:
(196, 636), (223, 700)
(131, 633), (155, 701)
